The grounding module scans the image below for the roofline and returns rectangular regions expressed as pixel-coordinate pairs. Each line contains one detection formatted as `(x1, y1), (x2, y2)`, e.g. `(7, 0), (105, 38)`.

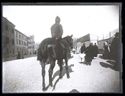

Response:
(15, 29), (29, 38)
(2, 17), (15, 27)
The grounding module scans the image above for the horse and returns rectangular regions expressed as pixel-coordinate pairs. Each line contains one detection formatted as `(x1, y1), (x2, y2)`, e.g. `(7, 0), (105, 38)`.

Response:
(37, 35), (73, 91)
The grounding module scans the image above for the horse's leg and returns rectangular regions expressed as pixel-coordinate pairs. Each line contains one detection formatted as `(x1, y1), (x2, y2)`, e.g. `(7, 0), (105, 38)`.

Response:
(58, 59), (63, 79)
(65, 57), (70, 78)
(48, 59), (55, 87)
(40, 60), (46, 91)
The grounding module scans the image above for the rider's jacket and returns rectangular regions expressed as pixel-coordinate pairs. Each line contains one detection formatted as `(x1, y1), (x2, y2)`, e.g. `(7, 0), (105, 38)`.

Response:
(51, 23), (63, 39)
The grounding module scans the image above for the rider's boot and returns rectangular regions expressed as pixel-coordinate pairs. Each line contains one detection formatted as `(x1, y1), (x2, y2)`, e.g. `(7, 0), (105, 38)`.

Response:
(48, 45), (56, 58)
(52, 46), (56, 58)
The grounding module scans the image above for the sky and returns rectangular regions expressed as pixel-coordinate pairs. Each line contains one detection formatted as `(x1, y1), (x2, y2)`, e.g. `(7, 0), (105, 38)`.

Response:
(2, 4), (120, 43)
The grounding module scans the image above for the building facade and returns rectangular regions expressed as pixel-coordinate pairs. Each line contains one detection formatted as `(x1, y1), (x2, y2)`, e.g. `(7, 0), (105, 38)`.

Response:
(27, 35), (35, 55)
(2, 17), (36, 61)
(2, 17), (15, 61)
(15, 29), (29, 58)
(34, 43), (39, 54)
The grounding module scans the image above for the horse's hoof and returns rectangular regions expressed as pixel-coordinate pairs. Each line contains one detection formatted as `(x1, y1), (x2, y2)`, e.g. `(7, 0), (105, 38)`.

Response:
(67, 75), (70, 79)
(68, 76), (70, 79)
(42, 87), (46, 91)
(59, 76), (62, 79)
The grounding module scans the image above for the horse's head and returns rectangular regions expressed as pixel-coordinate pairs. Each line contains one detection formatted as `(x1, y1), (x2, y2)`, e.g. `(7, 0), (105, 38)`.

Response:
(63, 35), (73, 49)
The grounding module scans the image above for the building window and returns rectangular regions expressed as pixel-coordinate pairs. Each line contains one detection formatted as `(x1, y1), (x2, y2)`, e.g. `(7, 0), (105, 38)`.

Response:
(16, 33), (18, 38)
(12, 39), (14, 45)
(6, 37), (9, 44)
(5, 24), (9, 31)
(19, 40), (21, 45)
(16, 40), (18, 45)
(13, 49), (14, 54)
(12, 29), (14, 34)
(19, 35), (20, 38)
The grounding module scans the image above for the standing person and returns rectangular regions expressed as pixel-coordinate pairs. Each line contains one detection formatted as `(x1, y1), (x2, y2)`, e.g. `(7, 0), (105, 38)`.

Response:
(107, 42), (111, 58)
(17, 51), (21, 59)
(103, 42), (110, 59)
(110, 32), (122, 67)
(93, 43), (99, 57)
(84, 43), (94, 65)
(80, 43), (86, 53)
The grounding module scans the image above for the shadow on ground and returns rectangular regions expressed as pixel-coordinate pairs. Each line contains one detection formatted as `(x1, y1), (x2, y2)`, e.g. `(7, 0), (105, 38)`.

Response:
(45, 64), (74, 91)
(53, 64), (74, 80)
(100, 60), (121, 71)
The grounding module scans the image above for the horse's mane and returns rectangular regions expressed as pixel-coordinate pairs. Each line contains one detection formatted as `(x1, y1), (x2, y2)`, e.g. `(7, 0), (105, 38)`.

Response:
(62, 36), (71, 48)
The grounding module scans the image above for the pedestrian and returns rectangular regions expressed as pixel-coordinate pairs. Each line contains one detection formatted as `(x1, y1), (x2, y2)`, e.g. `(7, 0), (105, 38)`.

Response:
(80, 43), (86, 53)
(17, 51), (21, 59)
(103, 42), (110, 59)
(110, 32), (122, 67)
(84, 43), (94, 65)
(93, 43), (99, 57)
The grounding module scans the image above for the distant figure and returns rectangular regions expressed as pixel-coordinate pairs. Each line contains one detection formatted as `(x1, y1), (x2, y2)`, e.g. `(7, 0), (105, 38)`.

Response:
(80, 43), (86, 53)
(93, 43), (99, 57)
(110, 32), (122, 65)
(103, 42), (110, 59)
(17, 52), (21, 59)
(84, 43), (94, 65)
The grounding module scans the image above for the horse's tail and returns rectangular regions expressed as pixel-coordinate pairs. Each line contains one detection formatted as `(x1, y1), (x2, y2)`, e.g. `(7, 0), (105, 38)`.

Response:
(37, 38), (54, 61)
(37, 44), (43, 61)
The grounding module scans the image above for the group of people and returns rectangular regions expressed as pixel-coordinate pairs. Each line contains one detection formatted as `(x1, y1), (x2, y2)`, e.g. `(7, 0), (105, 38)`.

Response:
(102, 32), (122, 65)
(79, 32), (121, 66)
(80, 43), (99, 65)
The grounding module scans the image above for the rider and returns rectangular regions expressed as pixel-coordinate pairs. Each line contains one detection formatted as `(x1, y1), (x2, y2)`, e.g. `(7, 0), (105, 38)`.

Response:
(48, 16), (64, 58)
(51, 16), (63, 40)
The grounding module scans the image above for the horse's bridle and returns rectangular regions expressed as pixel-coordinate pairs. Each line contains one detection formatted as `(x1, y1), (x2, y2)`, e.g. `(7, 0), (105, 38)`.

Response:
(66, 37), (73, 49)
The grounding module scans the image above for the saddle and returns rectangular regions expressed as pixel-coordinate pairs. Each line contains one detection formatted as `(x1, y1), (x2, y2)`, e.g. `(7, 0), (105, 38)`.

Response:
(47, 38), (65, 58)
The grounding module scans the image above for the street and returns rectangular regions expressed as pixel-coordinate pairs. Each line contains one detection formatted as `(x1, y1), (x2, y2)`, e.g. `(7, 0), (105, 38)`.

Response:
(2, 53), (122, 93)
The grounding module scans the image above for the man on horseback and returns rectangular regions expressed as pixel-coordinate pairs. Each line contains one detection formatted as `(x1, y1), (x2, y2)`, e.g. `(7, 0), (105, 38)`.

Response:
(48, 16), (64, 58)
(37, 16), (73, 91)
(51, 16), (63, 39)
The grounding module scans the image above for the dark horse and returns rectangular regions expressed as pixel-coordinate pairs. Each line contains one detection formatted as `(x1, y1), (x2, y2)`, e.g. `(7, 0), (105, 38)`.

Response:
(37, 35), (73, 91)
